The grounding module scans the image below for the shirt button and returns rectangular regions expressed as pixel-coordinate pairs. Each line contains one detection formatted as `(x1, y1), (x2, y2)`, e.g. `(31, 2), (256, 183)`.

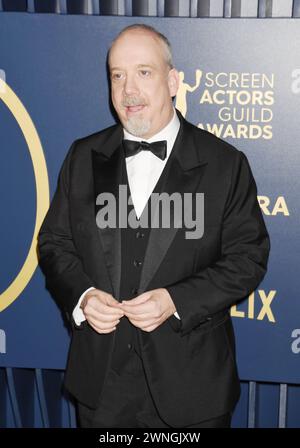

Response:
(133, 260), (142, 267)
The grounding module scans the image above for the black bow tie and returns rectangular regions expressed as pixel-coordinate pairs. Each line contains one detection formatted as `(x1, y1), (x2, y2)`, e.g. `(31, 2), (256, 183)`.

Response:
(123, 139), (167, 161)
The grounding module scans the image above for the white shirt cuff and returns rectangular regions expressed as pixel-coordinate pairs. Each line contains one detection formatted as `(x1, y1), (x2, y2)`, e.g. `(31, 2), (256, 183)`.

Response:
(174, 311), (180, 320)
(72, 287), (95, 326)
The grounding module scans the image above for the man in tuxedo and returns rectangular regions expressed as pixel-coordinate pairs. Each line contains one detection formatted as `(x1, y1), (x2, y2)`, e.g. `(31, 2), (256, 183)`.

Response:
(38, 24), (270, 428)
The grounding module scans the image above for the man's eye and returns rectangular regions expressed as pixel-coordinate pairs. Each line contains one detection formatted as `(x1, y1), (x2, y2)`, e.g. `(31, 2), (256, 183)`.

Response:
(140, 70), (151, 77)
(111, 73), (124, 81)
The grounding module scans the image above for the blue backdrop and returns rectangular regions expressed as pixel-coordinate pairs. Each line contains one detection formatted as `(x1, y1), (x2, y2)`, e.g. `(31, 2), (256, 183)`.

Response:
(0, 13), (299, 384)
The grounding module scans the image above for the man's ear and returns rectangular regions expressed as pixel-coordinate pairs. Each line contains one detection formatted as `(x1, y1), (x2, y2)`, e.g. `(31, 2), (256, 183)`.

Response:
(168, 68), (180, 97)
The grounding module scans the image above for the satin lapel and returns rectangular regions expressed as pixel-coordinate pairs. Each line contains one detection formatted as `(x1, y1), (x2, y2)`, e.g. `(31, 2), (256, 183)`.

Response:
(91, 126), (123, 300)
(138, 114), (208, 294)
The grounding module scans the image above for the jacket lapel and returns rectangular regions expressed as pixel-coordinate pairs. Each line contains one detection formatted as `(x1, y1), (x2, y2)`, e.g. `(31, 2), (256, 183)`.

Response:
(92, 125), (124, 299)
(138, 112), (208, 293)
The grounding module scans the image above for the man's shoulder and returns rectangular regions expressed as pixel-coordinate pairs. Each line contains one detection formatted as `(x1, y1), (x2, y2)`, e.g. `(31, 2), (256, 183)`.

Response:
(185, 118), (241, 163)
(72, 122), (120, 150)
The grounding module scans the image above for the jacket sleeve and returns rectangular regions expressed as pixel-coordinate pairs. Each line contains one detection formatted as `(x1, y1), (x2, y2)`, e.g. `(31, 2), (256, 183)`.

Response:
(38, 142), (93, 321)
(166, 151), (270, 337)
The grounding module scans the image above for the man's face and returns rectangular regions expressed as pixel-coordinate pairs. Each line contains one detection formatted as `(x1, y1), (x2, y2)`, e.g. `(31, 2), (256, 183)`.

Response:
(109, 30), (179, 138)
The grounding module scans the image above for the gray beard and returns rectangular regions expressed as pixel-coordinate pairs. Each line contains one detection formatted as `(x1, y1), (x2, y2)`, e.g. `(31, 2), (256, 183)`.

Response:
(124, 117), (151, 137)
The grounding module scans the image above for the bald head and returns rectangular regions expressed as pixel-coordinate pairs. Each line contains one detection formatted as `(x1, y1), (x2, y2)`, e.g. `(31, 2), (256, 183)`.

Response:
(108, 24), (174, 71)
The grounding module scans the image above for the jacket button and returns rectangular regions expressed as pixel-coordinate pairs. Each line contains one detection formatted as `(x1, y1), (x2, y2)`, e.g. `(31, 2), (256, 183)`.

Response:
(131, 288), (138, 295)
(136, 231), (145, 238)
(127, 343), (132, 350)
(133, 260), (142, 267)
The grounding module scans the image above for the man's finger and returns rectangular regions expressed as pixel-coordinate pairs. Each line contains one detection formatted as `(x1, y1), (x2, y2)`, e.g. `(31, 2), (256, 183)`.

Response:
(129, 317), (159, 327)
(87, 316), (120, 331)
(85, 308), (123, 323)
(89, 323), (117, 334)
(86, 301), (124, 316)
(119, 302), (153, 315)
(121, 292), (150, 305)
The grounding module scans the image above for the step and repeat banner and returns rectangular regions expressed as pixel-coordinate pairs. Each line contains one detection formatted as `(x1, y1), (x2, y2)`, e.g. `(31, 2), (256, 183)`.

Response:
(0, 14), (299, 383)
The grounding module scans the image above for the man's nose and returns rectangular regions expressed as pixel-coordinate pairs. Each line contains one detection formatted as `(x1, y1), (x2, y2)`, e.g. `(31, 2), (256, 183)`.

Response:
(123, 75), (139, 95)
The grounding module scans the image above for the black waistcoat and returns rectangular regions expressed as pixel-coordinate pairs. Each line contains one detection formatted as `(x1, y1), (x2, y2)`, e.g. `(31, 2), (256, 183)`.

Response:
(110, 145), (172, 372)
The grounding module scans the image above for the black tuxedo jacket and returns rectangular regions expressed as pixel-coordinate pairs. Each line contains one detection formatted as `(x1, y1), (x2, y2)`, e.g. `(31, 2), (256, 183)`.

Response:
(38, 111), (270, 427)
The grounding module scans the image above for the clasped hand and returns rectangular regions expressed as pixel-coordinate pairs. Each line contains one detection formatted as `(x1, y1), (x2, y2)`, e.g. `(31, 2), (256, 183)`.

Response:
(81, 288), (176, 334)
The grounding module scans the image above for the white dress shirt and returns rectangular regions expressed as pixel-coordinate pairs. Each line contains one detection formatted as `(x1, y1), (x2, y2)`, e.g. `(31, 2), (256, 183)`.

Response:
(73, 109), (181, 325)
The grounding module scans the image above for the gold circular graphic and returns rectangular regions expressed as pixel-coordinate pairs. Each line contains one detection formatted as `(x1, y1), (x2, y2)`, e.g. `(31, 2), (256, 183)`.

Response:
(0, 78), (49, 311)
